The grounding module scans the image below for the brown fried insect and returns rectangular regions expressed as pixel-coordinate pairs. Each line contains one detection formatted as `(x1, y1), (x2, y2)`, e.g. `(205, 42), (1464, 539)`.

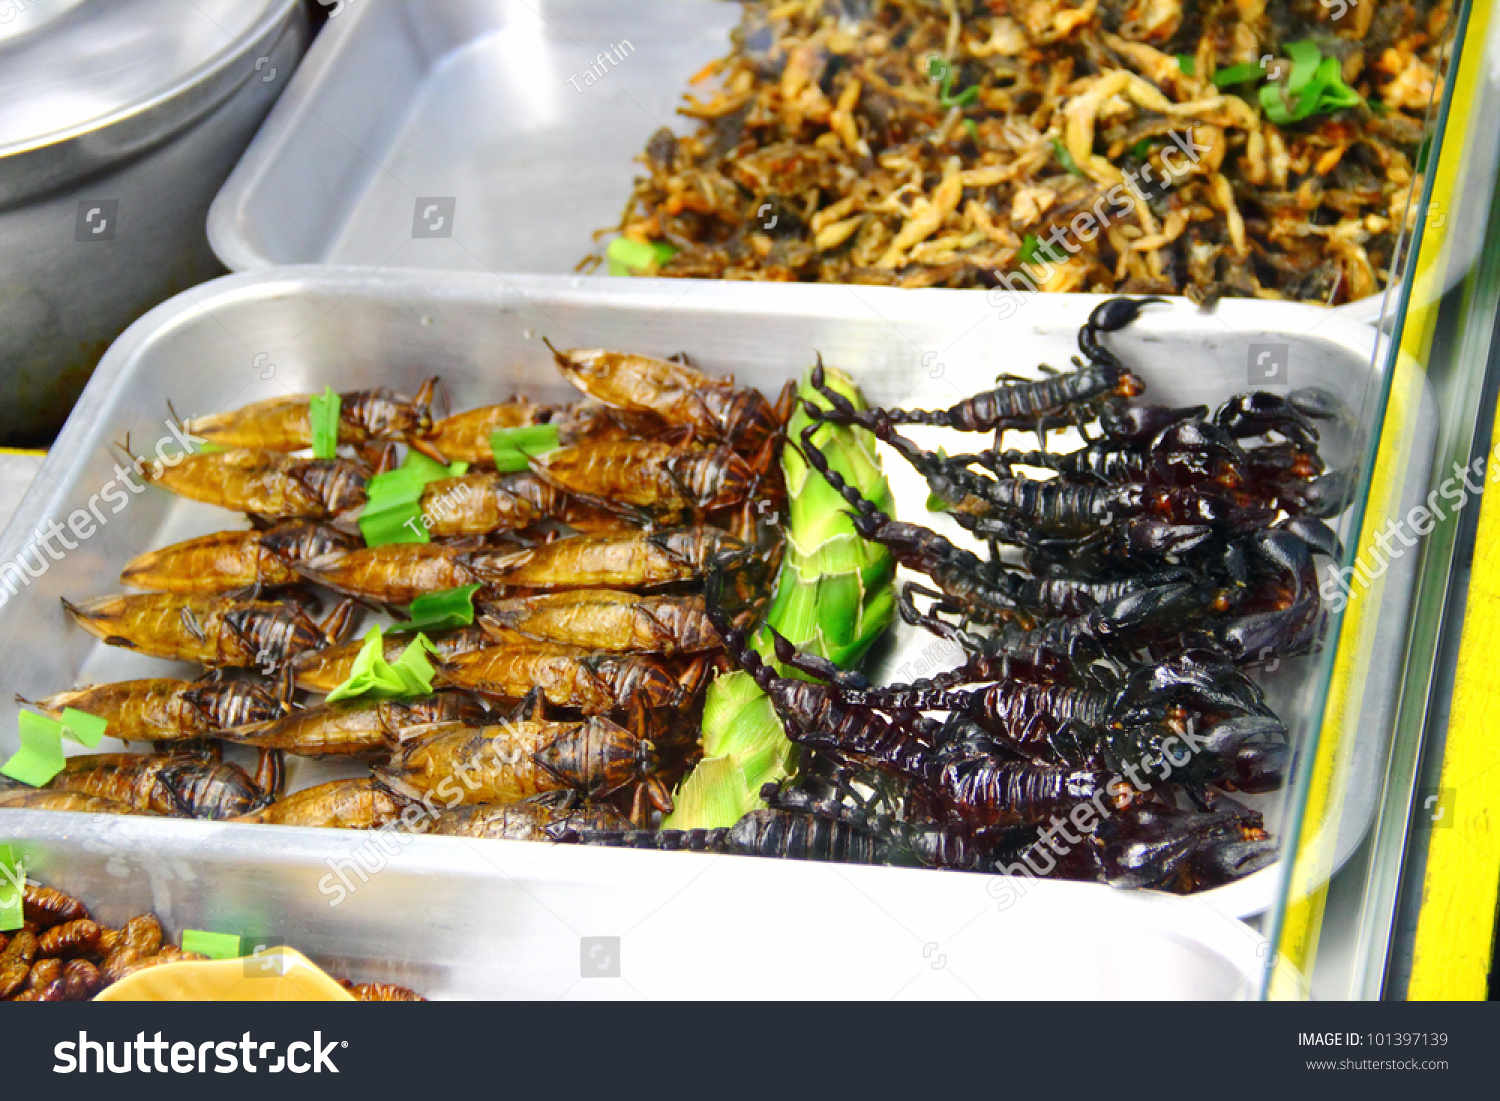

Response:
(291, 626), (489, 693)
(20, 957), (62, 994)
(105, 947), (209, 985)
(235, 777), (411, 829)
(420, 472), (566, 537)
(183, 380), (438, 453)
(0, 791), (148, 814)
(531, 435), (757, 514)
(37, 919), (101, 959)
(222, 692), (487, 758)
(470, 526), (746, 590)
(414, 399), (558, 464)
(120, 523), (360, 593)
(380, 713), (660, 806)
(63, 592), (354, 667)
(547, 343), (781, 453)
(22, 676), (285, 744)
(41, 754), (268, 819)
(347, 982), (426, 1001)
(22, 884), (87, 928)
(436, 643), (711, 712)
(137, 447), (368, 519)
(101, 914), (163, 984)
(479, 590), (722, 653)
(0, 930), (37, 999)
(293, 543), (498, 606)
(61, 959), (101, 1000)
(426, 798), (633, 839)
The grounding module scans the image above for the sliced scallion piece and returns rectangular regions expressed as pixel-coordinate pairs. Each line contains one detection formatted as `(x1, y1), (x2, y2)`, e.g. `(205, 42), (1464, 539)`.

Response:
(309, 386), (341, 459)
(395, 583), (484, 633)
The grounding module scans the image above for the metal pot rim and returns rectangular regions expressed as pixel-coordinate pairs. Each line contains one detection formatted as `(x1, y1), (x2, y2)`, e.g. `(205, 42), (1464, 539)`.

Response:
(0, 0), (303, 206)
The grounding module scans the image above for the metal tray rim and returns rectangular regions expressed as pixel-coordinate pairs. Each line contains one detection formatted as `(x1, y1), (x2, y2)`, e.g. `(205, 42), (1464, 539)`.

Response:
(0, 267), (1410, 934)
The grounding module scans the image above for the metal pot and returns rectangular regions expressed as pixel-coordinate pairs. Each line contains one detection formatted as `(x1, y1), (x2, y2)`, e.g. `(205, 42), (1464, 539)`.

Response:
(0, 0), (310, 445)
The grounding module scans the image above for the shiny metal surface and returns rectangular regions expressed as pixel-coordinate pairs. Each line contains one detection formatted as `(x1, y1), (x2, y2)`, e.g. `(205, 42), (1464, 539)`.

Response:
(0, 0), (303, 201)
(0, 0), (309, 445)
(11, 814), (1268, 999)
(209, 0), (746, 274)
(0, 271), (1431, 970)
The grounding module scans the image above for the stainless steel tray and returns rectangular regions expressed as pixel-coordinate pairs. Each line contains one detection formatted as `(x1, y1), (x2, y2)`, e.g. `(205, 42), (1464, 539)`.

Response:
(15, 815), (1267, 999)
(0, 271), (1433, 985)
(208, 0), (740, 276)
(206, 0), (1491, 324)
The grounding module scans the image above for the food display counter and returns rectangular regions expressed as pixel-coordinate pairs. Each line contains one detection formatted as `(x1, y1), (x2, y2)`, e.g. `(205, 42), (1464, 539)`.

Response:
(2, 0), (1498, 1005)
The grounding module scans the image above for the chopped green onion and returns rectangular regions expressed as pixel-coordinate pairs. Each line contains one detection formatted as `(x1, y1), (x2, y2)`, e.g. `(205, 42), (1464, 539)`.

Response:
(395, 583), (483, 633)
(325, 627), (436, 703)
(929, 53), (978, 108)
(182, 930), (244, 960)
(2, 712), (68, 787)
(1018, 233), (1064, 267)
(0, 843), (23, 932)
(60, 708), (106, 748)
(309, 387), (341, 459)
(1177, 54), (1195, 75)
(962, 117), (979, 140)
(1, 708), (106, 787)
(1212, 61), (1265, 87)
(941, 83), (979, 108)
(358, 451), (467, 547)
(1260, 40), (1362, 124)
(1132, 139), (1152, 160)
(357, 500), (428, 545)
(606, 237), (678, 276)
(488, 423), (560, 472)
(1286, 40), (1323, 95)
(1050, 137), (1082, 175)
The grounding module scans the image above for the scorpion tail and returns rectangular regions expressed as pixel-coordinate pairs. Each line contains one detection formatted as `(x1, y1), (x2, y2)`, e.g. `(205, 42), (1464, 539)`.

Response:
(1078, 295), (1167, 366)
(796, 423), (891, 545)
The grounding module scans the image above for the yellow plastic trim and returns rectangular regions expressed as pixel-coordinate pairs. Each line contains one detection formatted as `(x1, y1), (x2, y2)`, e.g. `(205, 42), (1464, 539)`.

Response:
(1270, 0), (1494, 999)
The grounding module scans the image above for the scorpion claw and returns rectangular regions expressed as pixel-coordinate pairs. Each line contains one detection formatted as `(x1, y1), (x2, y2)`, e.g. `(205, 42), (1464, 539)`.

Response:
(1215, 391), (1320, 450)
(1288, 386), (1345, 422)
(1281, 470), (1354, 519)
(1275, 516), (1342, 560)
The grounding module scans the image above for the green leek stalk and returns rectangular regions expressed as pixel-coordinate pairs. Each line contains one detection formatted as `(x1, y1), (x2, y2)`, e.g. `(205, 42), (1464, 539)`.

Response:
(664, 366), (895, 829)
